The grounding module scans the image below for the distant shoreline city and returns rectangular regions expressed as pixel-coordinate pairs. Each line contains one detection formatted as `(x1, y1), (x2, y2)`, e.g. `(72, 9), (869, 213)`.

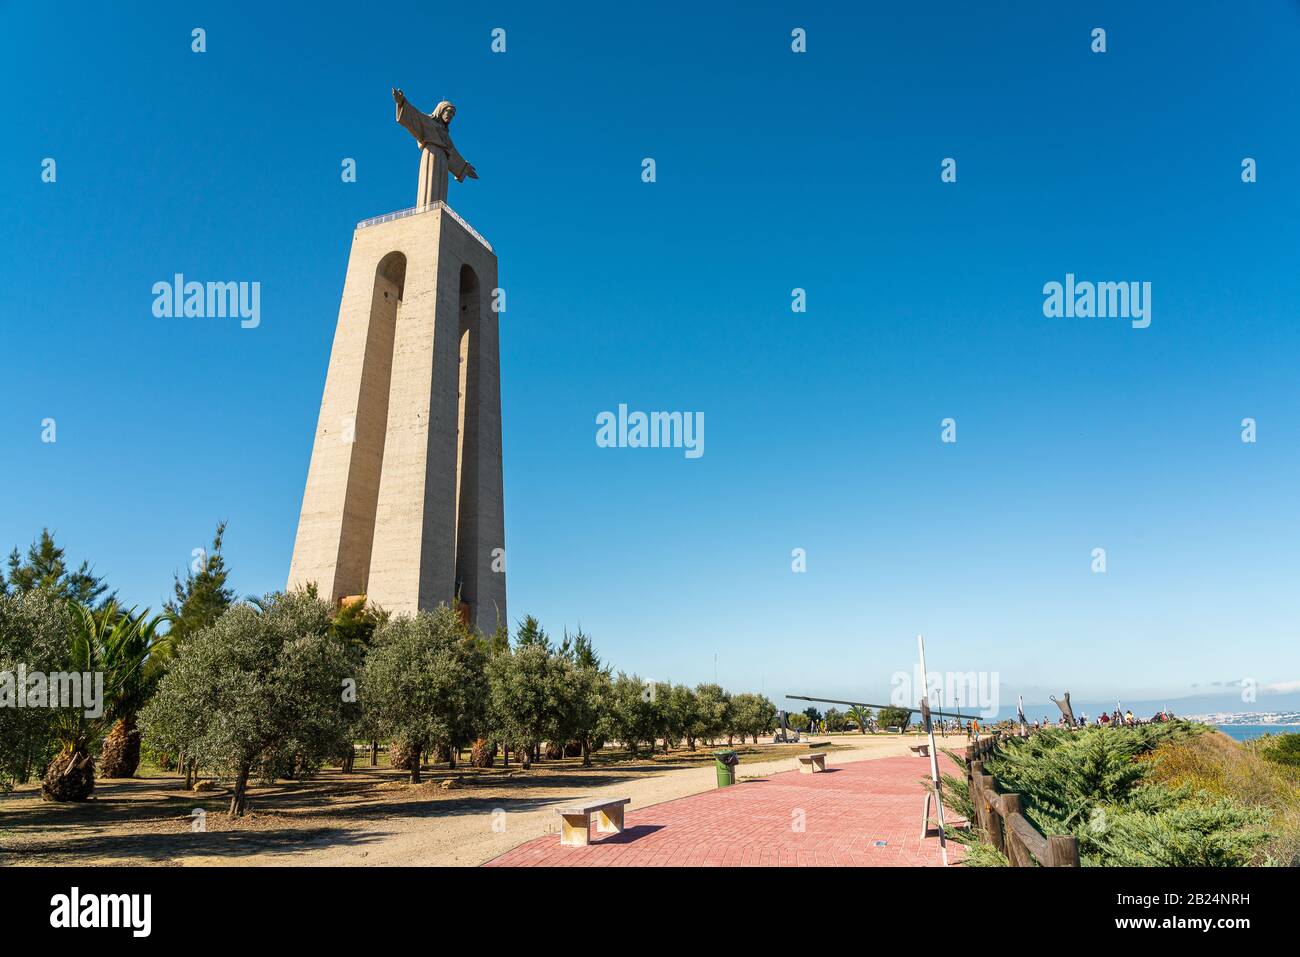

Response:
(1186, 712), (1300, 727)
(957, 705), (1300, 731)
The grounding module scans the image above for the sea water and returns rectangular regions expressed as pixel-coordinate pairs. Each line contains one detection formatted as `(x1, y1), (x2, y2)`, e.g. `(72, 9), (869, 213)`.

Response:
(1216, 724), (1299, 742)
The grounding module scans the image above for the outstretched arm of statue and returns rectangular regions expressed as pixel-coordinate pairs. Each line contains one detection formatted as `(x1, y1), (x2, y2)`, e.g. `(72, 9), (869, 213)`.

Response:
(393, 88), (428, 142)
(445, 142), (475, 182)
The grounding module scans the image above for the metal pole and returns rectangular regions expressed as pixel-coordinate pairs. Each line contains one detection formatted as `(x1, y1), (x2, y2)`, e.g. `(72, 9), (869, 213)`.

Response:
(917, 634), (948, 866)
(785, 694), (985, 724)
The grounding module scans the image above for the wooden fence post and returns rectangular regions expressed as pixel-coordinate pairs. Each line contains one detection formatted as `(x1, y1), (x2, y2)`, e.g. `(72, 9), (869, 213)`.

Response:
(999, 794), (1023, 864)
(960, 733), (1080, 867)
(990, 796), (1007, 854)
(1045, 834), (1080, 867)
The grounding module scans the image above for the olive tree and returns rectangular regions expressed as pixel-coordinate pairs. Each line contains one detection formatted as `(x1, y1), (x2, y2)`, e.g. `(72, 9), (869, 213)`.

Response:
(0, 591), (71, 791)
(140, 592), (353, 815)
(728, 692), (777, 744)
(689, 683), (730, 748)
(486, 643), (555, 768)
(360, 607), (487, 782)
(658, 683), (698, 752)
(601, 673), (659, 757)
(552, 654), (608, 766)
(756, 695), (778, 739)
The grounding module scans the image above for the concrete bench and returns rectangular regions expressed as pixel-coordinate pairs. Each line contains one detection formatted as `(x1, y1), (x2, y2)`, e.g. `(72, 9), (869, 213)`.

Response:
(797, 752), (828, 774)
(557, 797), (630, 847)
(910, 743), (931, 758)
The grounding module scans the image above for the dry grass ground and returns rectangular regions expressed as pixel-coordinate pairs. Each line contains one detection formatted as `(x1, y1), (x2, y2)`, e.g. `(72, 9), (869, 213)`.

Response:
(1142, 729), (1300, 866)
(0, 731), (945, 866)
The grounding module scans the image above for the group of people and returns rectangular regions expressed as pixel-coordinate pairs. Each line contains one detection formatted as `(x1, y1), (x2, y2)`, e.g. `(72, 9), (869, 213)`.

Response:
(1028, 707), (1174, 731)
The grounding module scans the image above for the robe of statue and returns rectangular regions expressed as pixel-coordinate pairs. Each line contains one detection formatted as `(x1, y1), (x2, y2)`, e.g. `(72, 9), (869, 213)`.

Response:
(395, 99), (470, 207)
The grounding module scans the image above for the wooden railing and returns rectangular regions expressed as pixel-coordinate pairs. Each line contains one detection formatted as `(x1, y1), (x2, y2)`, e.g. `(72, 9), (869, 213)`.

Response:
(962, 733), (1080, 867)
(966, 733), (1003, 763)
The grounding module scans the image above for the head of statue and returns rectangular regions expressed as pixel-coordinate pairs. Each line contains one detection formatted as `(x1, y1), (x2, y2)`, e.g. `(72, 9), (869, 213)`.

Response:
(431, 101), (456, 124)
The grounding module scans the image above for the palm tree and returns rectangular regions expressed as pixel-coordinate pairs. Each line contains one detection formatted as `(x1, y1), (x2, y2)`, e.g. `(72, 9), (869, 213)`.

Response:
(845, 705), (873, 735)
(99, 609), (170, 778)
(42, 603), (168, 800)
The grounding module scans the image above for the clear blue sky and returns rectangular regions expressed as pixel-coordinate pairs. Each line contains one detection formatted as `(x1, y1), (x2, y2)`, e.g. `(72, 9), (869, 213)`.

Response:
(4, 2), (1299, 712)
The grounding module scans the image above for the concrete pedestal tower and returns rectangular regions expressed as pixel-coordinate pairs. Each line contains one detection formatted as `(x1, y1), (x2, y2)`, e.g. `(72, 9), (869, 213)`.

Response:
(288, 91), (504, 634)
(288, 201), (505, 633)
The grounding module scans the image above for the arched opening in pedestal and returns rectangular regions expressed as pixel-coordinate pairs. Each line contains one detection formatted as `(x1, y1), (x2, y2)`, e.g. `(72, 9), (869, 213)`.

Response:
(335, 250), (406, 599)
(453, 263), (481, 622)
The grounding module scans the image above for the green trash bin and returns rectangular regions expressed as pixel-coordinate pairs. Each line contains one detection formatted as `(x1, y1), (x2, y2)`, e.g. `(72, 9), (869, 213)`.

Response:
(714, 750), (739, 787)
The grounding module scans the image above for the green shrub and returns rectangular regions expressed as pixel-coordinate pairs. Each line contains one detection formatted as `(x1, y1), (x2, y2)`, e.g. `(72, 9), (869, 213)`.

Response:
(1258, 732), (1300, 768)
(973, 722), (1272, 867)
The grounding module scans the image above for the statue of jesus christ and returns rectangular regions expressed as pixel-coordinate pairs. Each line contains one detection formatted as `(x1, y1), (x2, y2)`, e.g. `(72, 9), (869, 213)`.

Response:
(392, 88), (479, 207)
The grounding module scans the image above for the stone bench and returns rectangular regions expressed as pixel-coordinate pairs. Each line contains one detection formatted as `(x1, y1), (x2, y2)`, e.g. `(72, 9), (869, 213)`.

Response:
(797, 752), (828, 774)
(910, 743), (931, 758)
(557, 797), (630, 847)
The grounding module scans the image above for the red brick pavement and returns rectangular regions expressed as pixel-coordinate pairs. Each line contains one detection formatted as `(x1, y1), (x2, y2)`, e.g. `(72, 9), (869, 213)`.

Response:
(485, 753), (965, 867)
